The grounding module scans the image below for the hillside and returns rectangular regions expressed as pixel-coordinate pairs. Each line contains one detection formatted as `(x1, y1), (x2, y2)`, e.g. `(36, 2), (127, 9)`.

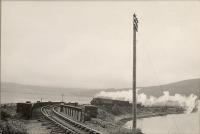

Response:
(1, 82), (88, 97)
(0, 82), (128, 98)
(1, 78), (200, 99)
(89, 78), (200, 98)
(139, 78), (200, 98)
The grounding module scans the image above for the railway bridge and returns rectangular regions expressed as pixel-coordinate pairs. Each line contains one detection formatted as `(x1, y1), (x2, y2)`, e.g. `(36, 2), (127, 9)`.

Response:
(17, 101), (100, 133)
(60, 103), (83, 122)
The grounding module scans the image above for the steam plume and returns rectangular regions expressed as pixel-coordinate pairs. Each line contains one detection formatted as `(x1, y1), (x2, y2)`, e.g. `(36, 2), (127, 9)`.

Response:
(95, 89), (199, 113)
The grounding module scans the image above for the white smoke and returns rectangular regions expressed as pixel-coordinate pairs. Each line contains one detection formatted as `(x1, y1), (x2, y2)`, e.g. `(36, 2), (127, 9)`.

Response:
(95, 89), (199, 113)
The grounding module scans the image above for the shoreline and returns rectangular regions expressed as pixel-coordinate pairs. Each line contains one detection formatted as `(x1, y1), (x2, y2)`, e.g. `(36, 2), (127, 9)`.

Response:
(1, 102), (186, 134)
(116, 111), (184, 126)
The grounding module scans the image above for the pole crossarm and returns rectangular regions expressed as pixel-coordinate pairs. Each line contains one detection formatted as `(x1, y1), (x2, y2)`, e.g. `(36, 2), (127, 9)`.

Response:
(133, 13), (139, 32)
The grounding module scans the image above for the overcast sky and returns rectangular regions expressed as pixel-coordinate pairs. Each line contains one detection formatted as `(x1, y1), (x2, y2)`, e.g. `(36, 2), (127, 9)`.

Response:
(1, 1), (200, 89)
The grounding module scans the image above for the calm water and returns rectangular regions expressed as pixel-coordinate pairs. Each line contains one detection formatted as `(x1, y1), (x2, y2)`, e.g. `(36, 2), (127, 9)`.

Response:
(1, 91), (92, 104)
(124, 112), (200, 134)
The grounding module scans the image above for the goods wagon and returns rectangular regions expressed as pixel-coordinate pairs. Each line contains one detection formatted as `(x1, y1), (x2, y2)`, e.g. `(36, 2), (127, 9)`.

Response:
(91, 98), (130, 106)
(16, 102), (32, 119)
(82, 105), (98, 119)
(17, 101), (61, 119)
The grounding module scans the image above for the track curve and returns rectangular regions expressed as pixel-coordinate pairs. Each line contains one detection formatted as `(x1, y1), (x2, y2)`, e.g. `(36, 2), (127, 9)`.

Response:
(41, 105), (102, 134)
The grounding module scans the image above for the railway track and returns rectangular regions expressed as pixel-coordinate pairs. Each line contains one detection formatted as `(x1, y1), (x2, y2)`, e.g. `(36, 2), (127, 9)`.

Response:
(40, 105), (102, 134)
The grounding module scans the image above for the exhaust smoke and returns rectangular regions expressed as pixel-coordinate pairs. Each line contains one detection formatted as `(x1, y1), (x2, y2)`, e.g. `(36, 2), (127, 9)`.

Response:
(95, 89), (199, 113)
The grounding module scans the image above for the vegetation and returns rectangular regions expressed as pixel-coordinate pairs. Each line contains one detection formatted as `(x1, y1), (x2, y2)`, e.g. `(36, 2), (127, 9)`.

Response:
(0, 105), (27, 134)
(0, 121), (27, 134)
(1, 109), (12, 120)
(111, 104), (121, 115)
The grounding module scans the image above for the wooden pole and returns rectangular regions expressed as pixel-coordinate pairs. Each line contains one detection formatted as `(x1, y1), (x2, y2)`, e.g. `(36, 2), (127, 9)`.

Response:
(132, 13), (138, 134)
(61, 93), (64, 102)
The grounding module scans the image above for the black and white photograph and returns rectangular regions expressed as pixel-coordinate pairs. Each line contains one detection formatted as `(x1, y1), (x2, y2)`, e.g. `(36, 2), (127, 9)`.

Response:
(1, 0), (200, 134)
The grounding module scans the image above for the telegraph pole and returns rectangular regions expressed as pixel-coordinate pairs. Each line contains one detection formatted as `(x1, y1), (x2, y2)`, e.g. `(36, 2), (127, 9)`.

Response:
(61, 93), (64, 102)
(132, 13), (138, 134)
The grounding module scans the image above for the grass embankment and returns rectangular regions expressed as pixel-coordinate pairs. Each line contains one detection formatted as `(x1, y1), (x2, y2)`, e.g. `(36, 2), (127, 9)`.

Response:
(85, 108), (144, 134)
(0, 104), (28, 134)
(0, 104), (50, 134)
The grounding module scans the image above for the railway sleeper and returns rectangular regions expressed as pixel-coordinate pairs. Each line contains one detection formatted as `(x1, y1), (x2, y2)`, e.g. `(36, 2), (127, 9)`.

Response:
(48, 122), (56, 125)
(52, 130), (66, 133)
(73, 124), (79, 127)
(48, 124), (58, 128)
(56, 124), (70, 131)
(83, 128), (91, 132)
(51, 132), (64, 134)
(41, 123), (50, 126)
(46, 126), (52, 129)
(46, 124), (58, 129)
(89, 129), (96, 133)
(37, 119), (44, 122)
(38, 117), (46, 122)
(52, 127), (63, 131)
(50, 131), (66, 134)
(44, 122), (53, 125)
(75, 124), (81, 128)
(53, 129), (67, 133)
(41, 122), (52, 126)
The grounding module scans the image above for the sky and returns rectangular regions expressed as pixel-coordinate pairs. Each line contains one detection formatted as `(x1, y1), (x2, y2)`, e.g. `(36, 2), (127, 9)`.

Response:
(1, 1), (200, 89)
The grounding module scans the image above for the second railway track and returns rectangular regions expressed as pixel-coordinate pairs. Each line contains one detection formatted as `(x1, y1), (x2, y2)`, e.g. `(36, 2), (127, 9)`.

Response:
(40, 105), (102, 134)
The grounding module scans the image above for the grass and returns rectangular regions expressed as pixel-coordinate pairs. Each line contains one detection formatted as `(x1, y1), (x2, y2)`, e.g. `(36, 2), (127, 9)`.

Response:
(0, 106), (28, 134)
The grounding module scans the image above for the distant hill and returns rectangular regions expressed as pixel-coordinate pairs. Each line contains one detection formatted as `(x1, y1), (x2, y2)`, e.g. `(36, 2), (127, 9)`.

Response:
(0, 82), (129, 97)
(82, 78), (200, 98)
(139, 78), (200, 98)
(0, 82), (89, 97)
(1, 78), (200, 99)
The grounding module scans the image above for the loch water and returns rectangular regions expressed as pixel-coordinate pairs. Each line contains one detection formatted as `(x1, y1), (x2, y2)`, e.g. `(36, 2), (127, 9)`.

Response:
(1, 91), (91, 104)
(124, 112), (200, 134)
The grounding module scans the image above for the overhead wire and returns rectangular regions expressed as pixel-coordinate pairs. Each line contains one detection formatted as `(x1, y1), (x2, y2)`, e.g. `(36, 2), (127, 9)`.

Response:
(140, 40), (181, 134)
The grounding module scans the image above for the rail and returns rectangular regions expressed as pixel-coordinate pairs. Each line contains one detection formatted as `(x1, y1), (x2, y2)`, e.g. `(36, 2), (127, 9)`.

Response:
(41, 105), (78, 134)
(40, 105), (102, 134)
(52, 106), (101, 134)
